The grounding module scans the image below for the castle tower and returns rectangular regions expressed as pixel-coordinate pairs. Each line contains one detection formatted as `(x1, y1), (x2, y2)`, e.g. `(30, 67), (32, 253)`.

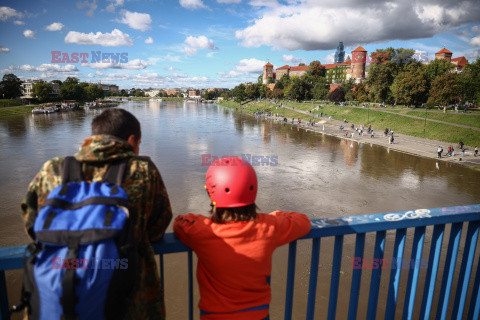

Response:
(435, 48), (452, 62)
(351, 46), (367, 81)
(263, 62), (274, 84)
(334, 42), (345, 64)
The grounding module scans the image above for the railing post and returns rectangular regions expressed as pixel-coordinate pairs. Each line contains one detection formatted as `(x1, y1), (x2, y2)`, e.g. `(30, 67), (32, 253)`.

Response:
(366, 231), (386, 319)
(385, 228), (406, 319)
(188, 250), (193, 320)
(327, 235), (343, 320)
(284, 241), (297, 320)
(419, 224), (445, 319)
(0, 270), (9, 320)
(347, 233), (365, 320)
(436, 222), (463, 320)
(402, 226), (426, 319)
(306, 238), (320, 320)
(452, 220), (480, 318)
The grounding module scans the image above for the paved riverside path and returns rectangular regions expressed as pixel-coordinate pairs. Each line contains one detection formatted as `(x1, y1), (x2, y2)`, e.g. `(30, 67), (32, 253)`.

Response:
(252, 104), (480, 168)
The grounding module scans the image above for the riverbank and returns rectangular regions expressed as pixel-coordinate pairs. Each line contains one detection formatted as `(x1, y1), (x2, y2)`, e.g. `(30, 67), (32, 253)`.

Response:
(0, 105), (37, 117)
(217, 100), (480, 169)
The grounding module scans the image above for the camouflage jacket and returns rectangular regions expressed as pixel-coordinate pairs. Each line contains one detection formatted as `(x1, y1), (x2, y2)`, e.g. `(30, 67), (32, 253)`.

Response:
(21, 134), (172, 320)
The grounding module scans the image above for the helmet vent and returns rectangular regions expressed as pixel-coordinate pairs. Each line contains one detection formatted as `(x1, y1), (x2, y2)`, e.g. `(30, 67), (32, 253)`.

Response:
(250, 186), (254, 190)
(225, 188), (230, 193)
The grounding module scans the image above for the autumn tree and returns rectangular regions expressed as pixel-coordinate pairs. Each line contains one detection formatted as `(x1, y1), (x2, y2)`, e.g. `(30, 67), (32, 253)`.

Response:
(328, 87), (345, 103)
(307, 61), (326, 77)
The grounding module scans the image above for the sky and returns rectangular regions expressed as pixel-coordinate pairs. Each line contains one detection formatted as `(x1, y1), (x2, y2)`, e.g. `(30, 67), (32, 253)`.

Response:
(0, 0), (479, 89)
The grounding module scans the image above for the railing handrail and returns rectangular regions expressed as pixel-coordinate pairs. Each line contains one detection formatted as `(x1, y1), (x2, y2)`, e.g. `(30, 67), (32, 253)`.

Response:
(2, 204), (480, 271)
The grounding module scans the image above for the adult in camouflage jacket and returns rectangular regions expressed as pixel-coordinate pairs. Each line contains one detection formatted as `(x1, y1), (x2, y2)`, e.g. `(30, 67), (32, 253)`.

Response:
(20, 109), (172, 319)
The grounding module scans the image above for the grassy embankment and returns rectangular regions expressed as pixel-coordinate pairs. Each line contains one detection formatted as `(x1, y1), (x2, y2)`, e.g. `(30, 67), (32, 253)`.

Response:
(218, 100), (308, 120)
(0, 99), (37, 117)
(218, 99), (480, 147)
(284, 101), (480, 147)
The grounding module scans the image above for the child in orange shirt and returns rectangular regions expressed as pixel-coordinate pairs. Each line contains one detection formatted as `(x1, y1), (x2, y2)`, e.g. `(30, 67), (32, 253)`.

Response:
(174, 157), (311, 320)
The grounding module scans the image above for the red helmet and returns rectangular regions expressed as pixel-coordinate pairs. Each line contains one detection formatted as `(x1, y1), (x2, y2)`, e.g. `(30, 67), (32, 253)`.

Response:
(205, 157), (257, 208)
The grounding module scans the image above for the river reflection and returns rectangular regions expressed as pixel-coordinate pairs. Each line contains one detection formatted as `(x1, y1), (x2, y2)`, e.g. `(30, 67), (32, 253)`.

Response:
(1, 101), (479, 319)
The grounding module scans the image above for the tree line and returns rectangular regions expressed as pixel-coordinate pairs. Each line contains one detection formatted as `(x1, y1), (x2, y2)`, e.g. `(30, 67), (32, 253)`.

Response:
(0, 74), (150, 103)
(227, 48), (480, 107)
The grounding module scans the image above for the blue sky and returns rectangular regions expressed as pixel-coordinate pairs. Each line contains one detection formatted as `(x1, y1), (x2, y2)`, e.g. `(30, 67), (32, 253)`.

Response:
(1, 0), (479, 89)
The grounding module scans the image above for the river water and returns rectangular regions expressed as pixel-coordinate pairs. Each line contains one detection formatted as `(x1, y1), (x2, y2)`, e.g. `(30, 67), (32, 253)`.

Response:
(1, 101), (479, 318)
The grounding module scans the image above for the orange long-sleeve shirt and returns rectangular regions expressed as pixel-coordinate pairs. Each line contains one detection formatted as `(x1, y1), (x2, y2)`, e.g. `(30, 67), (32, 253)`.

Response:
(173, 211), (311, 320)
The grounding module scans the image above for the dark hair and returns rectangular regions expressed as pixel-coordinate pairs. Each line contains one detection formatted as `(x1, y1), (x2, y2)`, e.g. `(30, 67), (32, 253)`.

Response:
(91, 108), (141, 141)
(210, 203), (257, 223)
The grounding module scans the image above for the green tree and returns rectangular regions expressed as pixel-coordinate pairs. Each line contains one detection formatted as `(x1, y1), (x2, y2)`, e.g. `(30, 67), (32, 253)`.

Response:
(457, 57), (480, 104)
(307, 61), (326, 77)
(257, 74), (263, 84)
(232, 83), (246, 103)
(427, 73), (459, 106)
(1, 74), (22, 98)
(328, 87), (345, 103)
(391, 68), (428, 106)
(298, 63), (306, 66)
(267, 76), (274, 84)
(312, 77), (329, 100)
(85, 84), (105, 101)
(51, 80), (62, 86)
(284, 77), (312, 101)
(60, 77), (86, 101)
(275, 75), (290, 90)
(424, 59), (455, 83)
(32, 81), (53, 102)
(134, 89), (145, 97)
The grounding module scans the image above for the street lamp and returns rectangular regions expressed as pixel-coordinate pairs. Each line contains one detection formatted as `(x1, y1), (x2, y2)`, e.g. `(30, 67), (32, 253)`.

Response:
(423, 106), (427, 136)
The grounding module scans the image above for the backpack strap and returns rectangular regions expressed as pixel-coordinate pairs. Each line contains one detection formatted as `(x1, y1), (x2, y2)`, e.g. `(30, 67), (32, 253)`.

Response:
(62, 157), (83, 184)
(103, 159), (129, 194)
(59, 157), (83, 195)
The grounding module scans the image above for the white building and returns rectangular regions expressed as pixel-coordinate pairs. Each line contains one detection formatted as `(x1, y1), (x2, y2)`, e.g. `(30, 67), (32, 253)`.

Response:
(145, 89), (160, 97)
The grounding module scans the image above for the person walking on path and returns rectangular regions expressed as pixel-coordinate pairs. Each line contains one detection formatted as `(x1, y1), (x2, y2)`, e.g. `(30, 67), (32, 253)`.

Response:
(475, 146), (478, 157)
(438, 146), (443, 158)
(20, 108), (173, 320)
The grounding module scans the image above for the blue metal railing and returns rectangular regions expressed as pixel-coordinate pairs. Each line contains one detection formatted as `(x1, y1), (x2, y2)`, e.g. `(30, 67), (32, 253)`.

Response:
(1, 204), (480, 319)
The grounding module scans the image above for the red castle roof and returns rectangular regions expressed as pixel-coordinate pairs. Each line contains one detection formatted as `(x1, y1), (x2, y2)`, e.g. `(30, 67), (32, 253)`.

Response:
(352, 46), (367, 52)
(436, 48), (452, 54)
(277, 65), (291, 70)
(290, 66), (308, 71)
(451, 56), (468, 67)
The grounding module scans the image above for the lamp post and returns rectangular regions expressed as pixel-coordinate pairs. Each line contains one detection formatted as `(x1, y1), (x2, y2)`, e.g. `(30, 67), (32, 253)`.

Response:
(423, 106), (427, 136)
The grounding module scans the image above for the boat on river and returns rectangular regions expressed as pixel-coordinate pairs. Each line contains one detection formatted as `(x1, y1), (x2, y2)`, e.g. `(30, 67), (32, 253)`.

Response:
(149, 98), (162, 102)
(84, 100), (119, 110)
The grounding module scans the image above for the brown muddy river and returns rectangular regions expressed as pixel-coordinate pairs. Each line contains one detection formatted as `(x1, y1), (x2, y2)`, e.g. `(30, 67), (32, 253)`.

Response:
(1, 101), (479, 319)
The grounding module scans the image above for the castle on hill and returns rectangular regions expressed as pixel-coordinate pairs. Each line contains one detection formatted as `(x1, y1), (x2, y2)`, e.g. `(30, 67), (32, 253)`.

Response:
(262, 44), (468, 87)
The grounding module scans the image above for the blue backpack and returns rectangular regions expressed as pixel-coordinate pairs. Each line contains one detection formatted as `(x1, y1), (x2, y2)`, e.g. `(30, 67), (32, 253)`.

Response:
(15, 157), (139, 320)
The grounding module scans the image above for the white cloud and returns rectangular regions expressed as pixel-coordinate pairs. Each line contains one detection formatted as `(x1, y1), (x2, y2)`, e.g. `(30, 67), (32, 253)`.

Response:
(282, 54), (307, 65)
(118, 10), (151, 31)
(470, 36), (480, 47)
(321, 53), (335, 65)
(19, 64), (78, 72)
(0, 46), (10, 53)
(180, 0), (207, 10)
(472, 25), (480, 35)
(106, 0), (124, 12)
(235, 58), (265, 73)
(23, 29), (35, 39)
(64, 29), (134, 46)
(145, 36), (154, 44)
(217, 0), (241, 3)
(77, 0), (97, 17)
(0, 6), (24, 21)
(14, 20), (25, 25)
(249, 0), (278, 7)
(82, 58), (150, 69)
(166, 66), (178, 71)
(185, 35), (218, 50)
(235, 0), (480, 51)
(184, 46), (197, 56)
(45, 22), (64, 31)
